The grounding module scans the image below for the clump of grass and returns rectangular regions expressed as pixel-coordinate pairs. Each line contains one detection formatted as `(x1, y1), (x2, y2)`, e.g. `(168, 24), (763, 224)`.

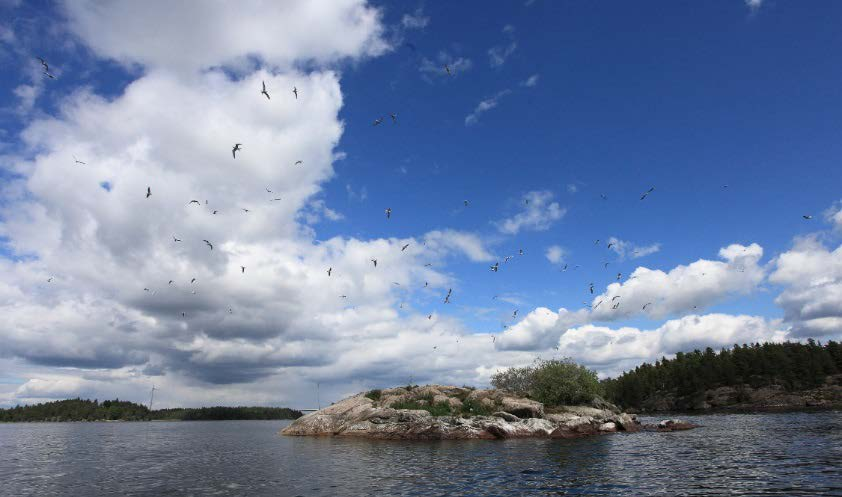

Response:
(364, 389), (382, 402)
(460, 397), (493, 417)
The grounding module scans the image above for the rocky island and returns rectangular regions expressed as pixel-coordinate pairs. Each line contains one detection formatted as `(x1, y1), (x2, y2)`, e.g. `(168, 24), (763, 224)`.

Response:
(281, 385), (695, 440)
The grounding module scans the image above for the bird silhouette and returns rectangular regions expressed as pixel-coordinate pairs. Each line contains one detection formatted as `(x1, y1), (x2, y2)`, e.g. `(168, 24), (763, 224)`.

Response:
(640, 187), (655, 200)
(203, 240), (213, 250)
(146, 187), (151, 198)
(261, 81), (270, 100)
(232, 143), (242, 158)
(292, 86), (298, 99)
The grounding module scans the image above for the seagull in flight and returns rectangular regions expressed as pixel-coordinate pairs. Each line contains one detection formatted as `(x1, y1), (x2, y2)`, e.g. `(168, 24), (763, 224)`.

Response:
(212, 210), (219, 214)
(518, 249), (524, 256)
(73, 155), (86, 165)
(242, 208), (250, 213)
(188, 200), (200, 205)
(561, 264), (568, 272)
(339, 295), (347, 298)
(270, 198), (282, 202)
(490, 262), (499, 272)
(173, 236), (182, 242)
(371, 258), (377, 268)
(503, 256), (512, 263)
(241, 266), (246, 273)
(611, 295), (621, 301)
(444, 288), (452, 304)
(373, 117), (384, 126)
(146, 187), (152, 198)
(385, 207), (391, 219)
(600, 193), (607, 200)
(401, 243), (410, 251)
(191, 278), (197, 284)
(203, 240), (213, 250)
(47, 276), (53, 283)
(593, 300), (603, 310)
(802, 215), (813, 220)
(640, 187), (655, 200)
(616, 272), (622, 280)
(390, 113), (397, 124)
(607, 242), (614, 249)
(232, 143), (242, 158)
(589, 283), (594, 294)
(292, 86), (298, 99)
(444, 64), (451, 75)
(327, 267), (332, 277)
(424, 263), (432, 267)
(464, 200), (469, 207)
(642, 302), (652, 310)
(261, 81), (270, 100)
(512, 310), (518, 318)
(37, 56), (49, 72)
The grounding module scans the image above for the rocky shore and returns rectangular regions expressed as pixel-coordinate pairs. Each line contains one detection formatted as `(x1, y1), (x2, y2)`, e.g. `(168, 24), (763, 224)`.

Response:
(636, 374), (842, 412)
(281, 385), (695, 440)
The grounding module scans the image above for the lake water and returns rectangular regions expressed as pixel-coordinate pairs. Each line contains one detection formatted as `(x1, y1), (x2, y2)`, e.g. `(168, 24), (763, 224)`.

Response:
(1, 412), (841, 496)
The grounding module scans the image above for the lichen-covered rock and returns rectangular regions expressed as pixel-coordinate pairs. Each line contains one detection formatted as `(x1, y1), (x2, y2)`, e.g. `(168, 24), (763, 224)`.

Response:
(281, 385), (675, 440)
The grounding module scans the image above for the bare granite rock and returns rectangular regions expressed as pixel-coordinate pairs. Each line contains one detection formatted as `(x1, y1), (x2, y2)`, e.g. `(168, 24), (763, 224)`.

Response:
(281, 385), (691, 440)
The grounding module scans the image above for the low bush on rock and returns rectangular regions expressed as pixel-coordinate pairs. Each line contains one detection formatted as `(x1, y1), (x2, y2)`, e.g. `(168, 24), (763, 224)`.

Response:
(491, 358), (603, 406)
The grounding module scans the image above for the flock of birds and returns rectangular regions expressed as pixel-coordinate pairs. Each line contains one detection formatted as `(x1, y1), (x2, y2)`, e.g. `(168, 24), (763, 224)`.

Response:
(37, 54), (821, 350)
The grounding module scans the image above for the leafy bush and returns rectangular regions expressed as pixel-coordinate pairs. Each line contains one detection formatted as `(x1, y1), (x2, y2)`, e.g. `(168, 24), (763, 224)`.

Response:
(459, 397), (492, 417)
(364, 389), (382, 401)
(491, 358), (602, 406)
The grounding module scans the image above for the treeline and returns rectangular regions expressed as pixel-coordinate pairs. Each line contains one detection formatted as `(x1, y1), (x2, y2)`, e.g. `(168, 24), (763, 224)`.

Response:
(602, 340), (842, 409)
(0, 398), (302, 422)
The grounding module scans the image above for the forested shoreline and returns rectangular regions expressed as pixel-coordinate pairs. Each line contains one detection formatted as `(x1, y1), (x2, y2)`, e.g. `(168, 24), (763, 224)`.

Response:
(0, 398), (302, 422)
(602, 340), (842, 411)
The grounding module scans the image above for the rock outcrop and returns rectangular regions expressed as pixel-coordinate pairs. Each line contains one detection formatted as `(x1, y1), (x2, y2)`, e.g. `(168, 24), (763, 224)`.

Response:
(281, 385), (695, 440)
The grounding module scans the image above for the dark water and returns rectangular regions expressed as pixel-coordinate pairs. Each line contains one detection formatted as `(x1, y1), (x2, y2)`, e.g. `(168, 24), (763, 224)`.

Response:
(1, 412), (841, 496)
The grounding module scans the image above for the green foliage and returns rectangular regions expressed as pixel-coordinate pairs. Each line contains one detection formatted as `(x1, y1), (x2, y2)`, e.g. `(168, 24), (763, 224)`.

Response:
(602, 340), (842, 409)
(0, 398), (302, 422)
(364, 389), (382, 401)
(491, 358), (603, 406)
(459, 397), (492, 417)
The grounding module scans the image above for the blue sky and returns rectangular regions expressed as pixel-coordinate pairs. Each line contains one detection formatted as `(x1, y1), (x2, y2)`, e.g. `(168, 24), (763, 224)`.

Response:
(0, 0), (841, 407)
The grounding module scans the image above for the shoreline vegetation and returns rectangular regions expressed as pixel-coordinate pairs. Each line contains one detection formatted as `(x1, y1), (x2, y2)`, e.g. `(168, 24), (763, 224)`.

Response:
(0, 399), (302, 422)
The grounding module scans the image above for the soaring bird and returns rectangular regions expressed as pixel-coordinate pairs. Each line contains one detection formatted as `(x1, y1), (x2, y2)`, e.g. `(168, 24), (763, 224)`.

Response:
(43, 71), (55, 79)
(640, 187), (655, 200)
(188, 200), (200, 205)
(173, 236), (182, 242)
(73, 155), (86, 165)
(593, 300), (603, 310)
(373, 117), (384, 126)
(611, 295), (621, 301)
(146, 187), (151, 198)
(168, 280), (173, 285)
(339, 295), (347, 298)
(401, 243), (410, 251)
(292, 86), (298, 99)
(490, 262), (499, 272)
(261, 81), (270, 100)
(424, 282), (428, 288)
(604, 262), (610, 268)
(518, 249), (524, 256)
(191, 278), (197, 284)
(270, 198), (282, 201)
(203, 240), (213, 250)
(616, 272), (622, 280)
(371, 258), (377, 268)
(612, 302), (620, 310)
(232, 143), (242, 158)
(444, 288), (452, 304)
(561, 264), (568, 271)
(444, 64), (451, 75)
(390, 113), (397, 124)
(327, 267), (332, 277)
(589, 283), (594, 294)
(212, 210), (219, 214)
(600, 193), (607, 200)
(47, 277), (53, 282)
(242, 208), (250, 213)
(504, 256), (513, 263)
(803, 215), (813, 220)
(464, 200), (469, 207)
(642, 302), (652, 310)
(607, 242), (614, 249)
(512, 310), (518, 318)
(241, 266), (246, 273)
(385, 207), (391, 219)
(594, 239), (600, 245)
(37, 56), (49, 72)
(295, 160), (303, 165)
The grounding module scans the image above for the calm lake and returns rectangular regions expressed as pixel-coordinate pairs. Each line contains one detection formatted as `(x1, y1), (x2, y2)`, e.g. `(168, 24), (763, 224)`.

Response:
(1, 412), (841, 496)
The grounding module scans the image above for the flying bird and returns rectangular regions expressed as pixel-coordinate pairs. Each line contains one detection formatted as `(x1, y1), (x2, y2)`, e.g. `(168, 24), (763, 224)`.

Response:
(589, 283), (594, 294)
(371, 258), (377, 268)
(612, 302), (620, 310)
(616, 273), (622, 280)
(173, 236), (182, 242)
(604, 262), (610, 268)
(594, 239), (600, 245)
(401, 243), (410, 251)
(504, 256), (512, 263)
(339, 295), (347, 298)
(373, 117), (384, 126)
(292, 86), (298, 99)
(385, 207), (391, 219)
(607, 242), (614, 249)
(518, 249), (524, 256)
(390, 113), (397, 124)
(37, 57), (49, 72)
(444, 288), (452, 304)
(612, 295), (621, 301)
(270, 198), (282, 201)
(642, 302), (652, 310)
(232, 143), (242, 158)
(640, 187), (655, 200)
(73, 155), (86, 165)
(146, 187), (151, 198)
(241, 266), (246, 273)
(242, 208), (250, 213)
(168, 280), (173, 285)
(490, 262), (499, 272)
(327, 267), (332, 277)
(212, 210), (219, 214)
(802, 215), (813, 220)
(444, 64), (451, 75)
(424, 263), (432, 267)
(188, 200), (200, 205)
(512, 310), (518, 318)
(47, 277), (53, 282)
(464, 200), (469, 207)
(191, 278), (197, 284)
(203, 240), (213, 250)
(295, 160), (303, 165)
(593, 300), (603, 310)
(261, 81), (270, 100)
(600, 194), (607, 200)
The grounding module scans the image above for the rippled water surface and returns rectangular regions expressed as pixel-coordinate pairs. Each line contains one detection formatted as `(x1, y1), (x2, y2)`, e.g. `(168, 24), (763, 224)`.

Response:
(1, 412), (841, 496)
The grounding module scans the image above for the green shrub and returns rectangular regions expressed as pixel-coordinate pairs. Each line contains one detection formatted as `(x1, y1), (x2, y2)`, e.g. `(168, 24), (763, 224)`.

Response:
(364, 389), (382, 401)
(459, 397), (492, 417)
(491, 358), (603, 406)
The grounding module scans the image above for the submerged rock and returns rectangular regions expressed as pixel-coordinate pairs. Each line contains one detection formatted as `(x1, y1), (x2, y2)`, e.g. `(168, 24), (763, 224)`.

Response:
(281, 385), (693, 440)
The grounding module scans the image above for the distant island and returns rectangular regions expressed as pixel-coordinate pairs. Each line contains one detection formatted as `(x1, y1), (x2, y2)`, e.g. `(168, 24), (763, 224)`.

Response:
(0, 398), (302, 422)
(602, 340), (842, 412)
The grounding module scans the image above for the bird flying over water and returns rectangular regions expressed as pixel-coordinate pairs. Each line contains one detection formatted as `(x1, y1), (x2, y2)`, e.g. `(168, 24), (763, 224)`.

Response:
(232, 143), (242, 158)
(292, 86), (298, 99)
(512, 310), (518, 318)
(371, 258), (377, 268)
(490, 262), (499, 272)
(188, 200), (200, 205)
(385, 207), (391, 219)
(146, 187), (151, 198)
(589, 283), (594, 294)
(444, 288), (452, 304)
(261, 81), (270, 100)
(373, 117), (384, 126)
(640, 187), (655, 200)
(643, 302), (652, 310)
(203, 240), (213, 250)
(803, 215), (813, 220)
(327, 267), (332, 276)
(37, 56), (49, 72)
